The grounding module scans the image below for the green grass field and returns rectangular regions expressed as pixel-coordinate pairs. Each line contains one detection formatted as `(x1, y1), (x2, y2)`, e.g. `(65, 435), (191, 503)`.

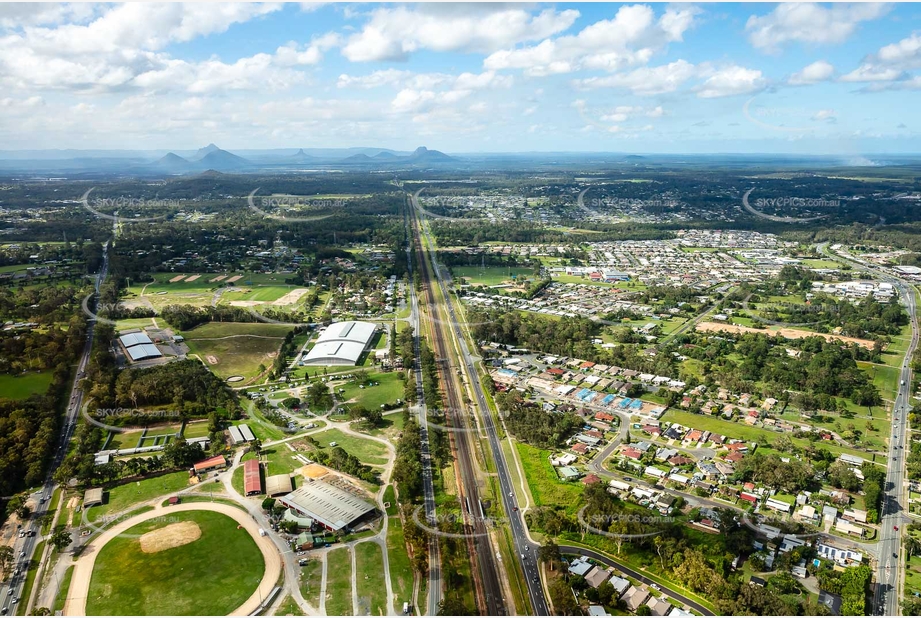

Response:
(453, 266), (534, 287)
(337, 372), (404, 410)
(16, 540), (43, 616)
(219, 285), (302, 304)
(53, 565), (75, 613)
(86, 510), (264, 615)
(85, 472), (192, 523)
(312, 429), (389, 466)
(182, 322), (292, 381)
(324, 547), (353, 616)
(0, 371), (53, 400)
(515, 443), (583, 514)
(299, 558), (323, 608)
(355, 542), (387, 615)
(387, 517), (414, 607)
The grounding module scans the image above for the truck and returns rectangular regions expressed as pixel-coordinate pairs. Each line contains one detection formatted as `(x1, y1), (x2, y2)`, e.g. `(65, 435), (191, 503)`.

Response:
(258, 528), (266, 537)
(402, 602), (410, 615)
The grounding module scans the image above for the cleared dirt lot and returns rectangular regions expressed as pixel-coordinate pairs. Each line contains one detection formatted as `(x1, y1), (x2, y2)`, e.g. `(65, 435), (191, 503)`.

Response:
(696, 321), (877, 349)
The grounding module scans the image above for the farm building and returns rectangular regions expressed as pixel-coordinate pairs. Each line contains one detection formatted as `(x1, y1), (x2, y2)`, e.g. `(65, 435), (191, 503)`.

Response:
(118, 331), (163, 362)
(276, 480), (376, 532)
(192, 454), (227, 475)
(267, 474), (294, 497)
(244, 459), (263, 496)
(83, 487), (104, 508)
(229, 424), (256, 445)
(303, 321), (377, 366)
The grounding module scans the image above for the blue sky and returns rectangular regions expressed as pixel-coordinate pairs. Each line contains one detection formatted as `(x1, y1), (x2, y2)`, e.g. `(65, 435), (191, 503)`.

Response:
(0, 2), (919, 155)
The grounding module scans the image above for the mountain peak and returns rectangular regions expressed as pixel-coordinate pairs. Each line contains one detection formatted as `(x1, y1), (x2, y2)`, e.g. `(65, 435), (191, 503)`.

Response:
(191, 143), (221, 161)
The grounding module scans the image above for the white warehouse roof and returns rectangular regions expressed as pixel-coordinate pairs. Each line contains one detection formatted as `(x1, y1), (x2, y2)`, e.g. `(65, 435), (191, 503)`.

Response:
(277, 480), (375, 531)
(126, 343), (162, 361)
(119, 332), (153, 348)
(303, 321), (377, 366)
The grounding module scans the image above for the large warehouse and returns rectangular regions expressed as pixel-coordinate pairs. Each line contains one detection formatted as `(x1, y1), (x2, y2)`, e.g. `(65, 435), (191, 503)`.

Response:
(118, 331), (162, 362)
(302, 321), (377, 366)
(276, 480), (376, 532)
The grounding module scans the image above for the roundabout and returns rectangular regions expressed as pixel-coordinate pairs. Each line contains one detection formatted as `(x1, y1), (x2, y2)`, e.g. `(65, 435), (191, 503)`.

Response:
(65, 503), (281, 616)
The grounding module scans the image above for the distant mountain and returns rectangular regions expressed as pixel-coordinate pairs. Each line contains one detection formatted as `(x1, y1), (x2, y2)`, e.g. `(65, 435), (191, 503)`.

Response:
(288, 148), (315, 163)
(373, 151), (399, 159)
(190, 143), (221, 162)
(407, 146), (454, 164)
(196, 148), (250, 171)
(342, 153), (374, 163)
(154, 152), (193, 173)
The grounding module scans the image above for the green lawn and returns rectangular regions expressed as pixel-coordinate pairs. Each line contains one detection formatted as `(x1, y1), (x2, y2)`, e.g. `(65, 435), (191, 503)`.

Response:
(453, 266), (535, 287)
(387, 518), (414, 607)
(355, 542), (387, 615)
(182, 322), (292, 381)
(275, 595), (304, 616)
(85, 471), (192, 523)
(515, 443), (583, 515)
(86, 510), (264, 615)
(337, 372), (404, 410)
(53, 565), (75, 613)
(324, 547), (353, 616)
(312, 429), (389, 466)
(219, 285), (302, 304)
(0, 371), (53, 400)
(113, 317), (158, 331)
(299, 558), (323, 608)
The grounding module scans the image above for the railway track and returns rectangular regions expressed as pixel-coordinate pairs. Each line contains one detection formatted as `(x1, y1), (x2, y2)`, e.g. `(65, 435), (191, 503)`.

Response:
(410, 198), (507, 615)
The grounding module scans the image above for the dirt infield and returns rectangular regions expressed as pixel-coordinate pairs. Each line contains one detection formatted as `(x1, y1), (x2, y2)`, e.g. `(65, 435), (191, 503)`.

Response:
(226, 275), (243, 283)
(209, 275), (227, 283)
(299, 463), (328, 479)
(272, 288), (310, 306)
(696, 321), (877, 349)
(139, 521), (202, 553)
(184, 274), (201, 282)
(168, 275), (185, 283)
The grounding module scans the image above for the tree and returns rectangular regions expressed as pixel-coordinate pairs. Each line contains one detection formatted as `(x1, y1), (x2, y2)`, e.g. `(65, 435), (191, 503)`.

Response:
(0, 546), (13, 579)
(50, 527), (72, 552)
(261, 497), (276, 512)
(538, 540), (561, 569)
(636, 605), (652, 616)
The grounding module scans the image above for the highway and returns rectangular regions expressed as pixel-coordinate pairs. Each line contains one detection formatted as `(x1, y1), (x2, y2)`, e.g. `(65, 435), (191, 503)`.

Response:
(819, 243), (918, 616)
(2, 239), (109, 615)
(411, 192), (550, 616)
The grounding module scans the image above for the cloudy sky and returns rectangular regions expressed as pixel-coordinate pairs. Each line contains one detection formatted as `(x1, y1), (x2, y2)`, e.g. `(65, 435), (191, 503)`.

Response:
(1, 2), (919, 154)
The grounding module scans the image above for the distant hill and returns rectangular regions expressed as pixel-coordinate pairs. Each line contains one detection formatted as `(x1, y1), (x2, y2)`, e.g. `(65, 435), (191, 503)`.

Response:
(288, 148), (315, 163)
(373, 151), (399, 159)
(407, 146), (454, 164)
(154, 152), (193, 173)
(195, 148), (250, 171)
(190, 143), (221, 161)
(341, 153), (374, 163)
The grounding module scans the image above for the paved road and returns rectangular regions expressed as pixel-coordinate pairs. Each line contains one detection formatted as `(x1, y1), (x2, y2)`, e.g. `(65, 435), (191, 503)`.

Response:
(412, 192), (550, 616)
(820, 243), (919, 616)
(559, 545), (714, 615)
(2, 240), (110, 616)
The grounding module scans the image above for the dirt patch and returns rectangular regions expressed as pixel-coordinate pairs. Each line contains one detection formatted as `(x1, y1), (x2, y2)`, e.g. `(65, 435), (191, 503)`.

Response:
(696, 321), (877, 349)
(139, 521), (202, 553)
(209, 275), (227, 283)
(184, 274), (201, 282)
(272, 288), (310, 306)
(228, 300), (265, 307)
(169, 275), (185, 283)
(226, 275), (243, 283)
(206, 355), (218, 364)
(299, 464), (328, 479)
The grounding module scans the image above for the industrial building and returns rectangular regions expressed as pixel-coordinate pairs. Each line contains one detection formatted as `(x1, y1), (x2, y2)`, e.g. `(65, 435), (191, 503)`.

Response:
(266, 474), (294, 497)
(302, 321), (377, 366)
(192, 454), (227, 475)
(229, 424), (256, 445)
(276, 480), (376, 532)
(118, 331), (163, 362)
(243, 459), (263, 496)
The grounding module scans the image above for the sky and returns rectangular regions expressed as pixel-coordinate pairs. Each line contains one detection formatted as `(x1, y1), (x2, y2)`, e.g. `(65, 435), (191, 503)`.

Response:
(1, 2), (920, 155)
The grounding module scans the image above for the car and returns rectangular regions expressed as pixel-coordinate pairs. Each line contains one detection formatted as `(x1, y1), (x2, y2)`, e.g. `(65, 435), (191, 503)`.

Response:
(651, 584), (661, 591)
(513, 507), (518, 511)
(895, 525), (899, 531)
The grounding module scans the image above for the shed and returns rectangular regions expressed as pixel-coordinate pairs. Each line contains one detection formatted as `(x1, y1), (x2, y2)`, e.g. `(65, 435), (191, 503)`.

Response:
(83, 487), (104, 508)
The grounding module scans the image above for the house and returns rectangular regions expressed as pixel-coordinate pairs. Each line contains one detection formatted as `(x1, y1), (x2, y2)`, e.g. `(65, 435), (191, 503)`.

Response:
(843, 509), (867, 524)
(582, 474), (602, 485)
(621, 586), (650, 612)
(818, 592), (843, 616)
(587, 606), (610, 617)
(765, 497), (792, 514)
(585, 566), (611, 588)
(835, 518), (865, 537)
(568, 557), (593, 577)
(622, 447), (643, 460)
(646, 597), (673, 617)
(740, 492), (758, 506)
(749, 576), (766, 587)
(645, 466), (667, 479)
(571, 443), (589, 455)
(608, 575), (631, 595)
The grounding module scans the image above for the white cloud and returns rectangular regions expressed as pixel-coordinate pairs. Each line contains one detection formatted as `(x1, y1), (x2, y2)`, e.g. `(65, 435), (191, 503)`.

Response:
(789, 60), (835, 85)
(812, 109), (836, 121)
(342, 5), (579, 62)
(745, 3), (890, 53)
(840, 65), (904, 82)
(878, 31), (921, 66)
(839, 31), (921, 89)
(574, 59), (697, 95)
(485, 5), (700, 76)
(695, 65), (766, 98)
(337, 68), (411, 89)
